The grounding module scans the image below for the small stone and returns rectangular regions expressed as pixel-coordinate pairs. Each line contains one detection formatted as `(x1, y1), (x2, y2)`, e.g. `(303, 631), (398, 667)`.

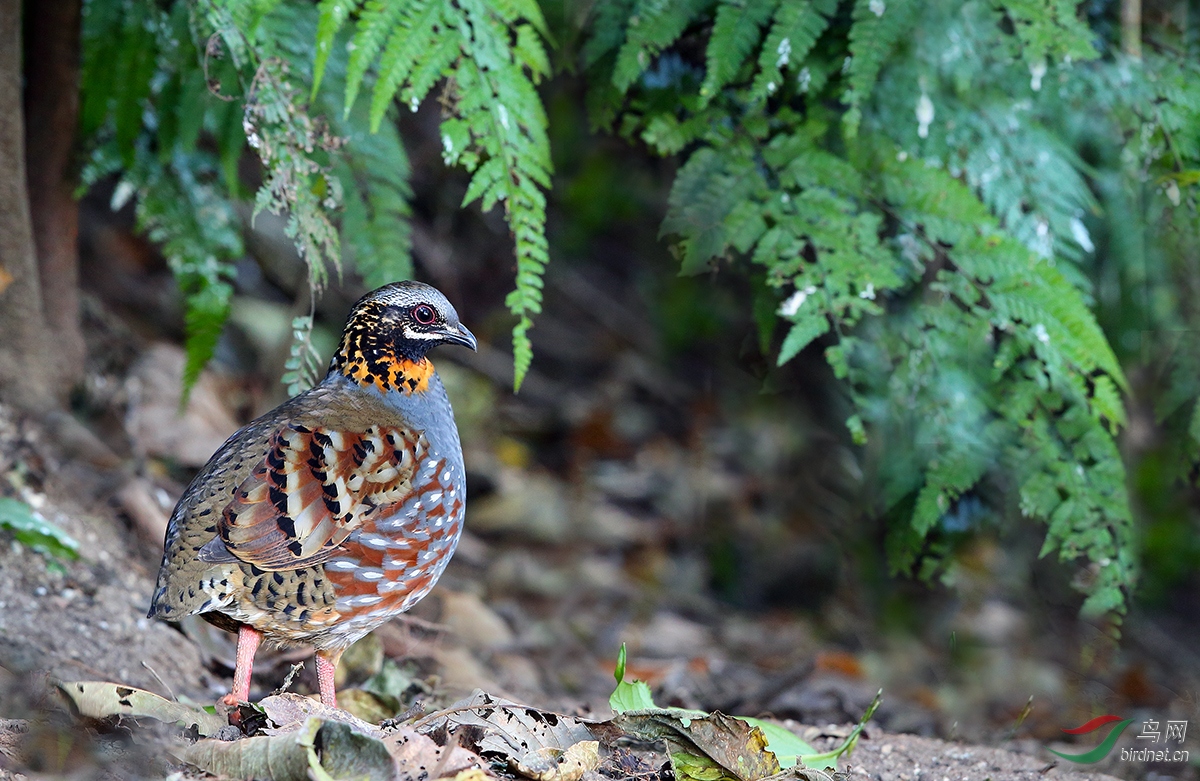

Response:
(441, 590), (513, 651)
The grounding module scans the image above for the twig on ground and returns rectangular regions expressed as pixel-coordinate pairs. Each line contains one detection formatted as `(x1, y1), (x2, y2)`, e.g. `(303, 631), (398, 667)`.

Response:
(141, 661), (176, 703)
(272, 662), (305, 696)
(381, 700), (426, 731)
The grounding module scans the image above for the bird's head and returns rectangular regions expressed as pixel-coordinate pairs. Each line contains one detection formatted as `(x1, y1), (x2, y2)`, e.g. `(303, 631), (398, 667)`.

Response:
(331, 281), (477, 393)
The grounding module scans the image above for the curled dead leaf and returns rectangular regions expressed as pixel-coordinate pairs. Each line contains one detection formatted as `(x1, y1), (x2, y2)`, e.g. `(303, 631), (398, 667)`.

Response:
(182, 716), (398, 781)
(595, 709), (779, 781)
(259, 692), (384, 738)
(512, 740), (600, 781)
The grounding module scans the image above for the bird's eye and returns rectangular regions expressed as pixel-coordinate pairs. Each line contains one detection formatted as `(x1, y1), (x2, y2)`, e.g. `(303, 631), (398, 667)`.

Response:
(411, 304), (436, 325)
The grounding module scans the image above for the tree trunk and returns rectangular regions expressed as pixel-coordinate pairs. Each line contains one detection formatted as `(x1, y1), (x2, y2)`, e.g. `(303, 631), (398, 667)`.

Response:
(0, 0), (59, 411)
(24, 0), (84, 382)
(1122, 0), (1142, 58)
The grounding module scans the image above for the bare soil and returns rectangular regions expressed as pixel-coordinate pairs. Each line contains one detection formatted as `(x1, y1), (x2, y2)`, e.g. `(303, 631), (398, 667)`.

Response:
(0, 405), (1140, 781)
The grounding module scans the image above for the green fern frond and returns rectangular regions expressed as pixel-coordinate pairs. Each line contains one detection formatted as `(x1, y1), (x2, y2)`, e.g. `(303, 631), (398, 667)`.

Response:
(514, 22), (552, 80)
(911, 445), (990, 539)
(182, 281), (235, 396)
(612, 0), (710, 94)
(279, 4), (416, 289)
(282, 315), (323, 394)
(328, 0), (552, 389)
(489, 0), (550, 36)
(134, 147), (242, 402)
(750, 0), (835, 102)
(776, 312), (831, 365)
(312, 0), (363, 100)
(878, 154), (1133, 613)
(699, 0), (777, 106)
(450, 1), (552, 389)
(337, 135), (413, 288)
(368, 1), (448, 128)
(80, 0), (136, 137)
(843, 0), (918, 137)
(345, 0), (407, 113)
(246, 56), (345, 291)
(662, 145), (763, 272)
(996, 0), (1097, 67)
(581, 0), (639, 70)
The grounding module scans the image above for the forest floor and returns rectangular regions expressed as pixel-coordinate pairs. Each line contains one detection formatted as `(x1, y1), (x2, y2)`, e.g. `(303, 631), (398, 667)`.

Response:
(0, 426), (1131, 781)
(0, 295), (1195, 780)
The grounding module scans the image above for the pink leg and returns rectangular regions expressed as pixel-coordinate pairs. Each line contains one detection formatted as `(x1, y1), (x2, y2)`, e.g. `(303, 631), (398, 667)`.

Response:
(315, 649), (343, 708)
(221, 624), (262, 706)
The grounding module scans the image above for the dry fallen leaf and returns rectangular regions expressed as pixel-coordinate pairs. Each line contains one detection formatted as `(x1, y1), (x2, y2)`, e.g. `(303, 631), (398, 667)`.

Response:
(421, 690), (595, 758)
(417, 690), (597, 779)
(512, 739), (600, 781)
(259, 692), (384, 737)
(446, 770), (493, 781)
(181, 726), (311, 780)
(760, 768), (845, 781)
(384, 724), (492, 780)
(56, 681), (226, 737)
(595, 709), (780, 781)
(182, 716), (398, 781)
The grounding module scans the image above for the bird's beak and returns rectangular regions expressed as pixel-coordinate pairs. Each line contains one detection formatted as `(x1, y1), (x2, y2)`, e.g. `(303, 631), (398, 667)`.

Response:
(442, 322), (478, 351)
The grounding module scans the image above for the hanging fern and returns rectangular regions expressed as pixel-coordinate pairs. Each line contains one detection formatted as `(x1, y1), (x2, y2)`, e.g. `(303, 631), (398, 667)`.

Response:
(80, 1), (245, 399)
(312, 0), (552, 389)
(697, 0), (775, 105)
(997, 0), (1098, 67)
(571, 0), (1194, 622)
(281, 315), (322, 394)
(203, 4), (346, 294)
(842, 0), (919, 137)
(80, 0), (417, 396)
(749, 0), (836, 102)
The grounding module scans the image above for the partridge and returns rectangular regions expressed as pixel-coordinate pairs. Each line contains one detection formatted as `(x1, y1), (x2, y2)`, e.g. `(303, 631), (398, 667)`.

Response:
(148, 281), (477, 707)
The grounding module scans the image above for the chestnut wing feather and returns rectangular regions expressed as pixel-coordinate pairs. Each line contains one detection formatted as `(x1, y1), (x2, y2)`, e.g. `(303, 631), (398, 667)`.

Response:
(214, 423), (430, 571)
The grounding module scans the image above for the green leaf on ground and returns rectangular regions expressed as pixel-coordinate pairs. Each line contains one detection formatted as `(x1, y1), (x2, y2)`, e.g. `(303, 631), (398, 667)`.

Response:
(608, 645), (876, 774)
(794, 689), (882, 770)
(741, 718), (817, 769)
(0, 498), (79, 561)
(610, 643), (658, 713)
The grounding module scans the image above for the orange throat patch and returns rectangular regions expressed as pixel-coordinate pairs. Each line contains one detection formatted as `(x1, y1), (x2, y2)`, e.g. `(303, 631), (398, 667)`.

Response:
(338, 353), (434, 395)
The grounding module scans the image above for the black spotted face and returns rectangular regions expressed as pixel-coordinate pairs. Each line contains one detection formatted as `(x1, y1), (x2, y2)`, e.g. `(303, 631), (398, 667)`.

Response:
(332, 282), (476, 390)
(359, 282), (478, 360)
